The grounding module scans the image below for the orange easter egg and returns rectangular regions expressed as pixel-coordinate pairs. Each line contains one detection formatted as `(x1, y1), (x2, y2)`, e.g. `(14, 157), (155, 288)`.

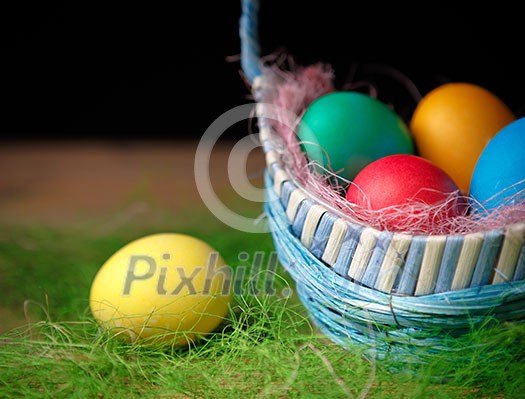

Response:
(409, 82), (516, 193)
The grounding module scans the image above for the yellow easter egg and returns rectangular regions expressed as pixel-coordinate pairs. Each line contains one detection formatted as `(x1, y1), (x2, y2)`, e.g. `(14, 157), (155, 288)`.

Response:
(89, 233), (232, 346)
(409, 82), (516, 193)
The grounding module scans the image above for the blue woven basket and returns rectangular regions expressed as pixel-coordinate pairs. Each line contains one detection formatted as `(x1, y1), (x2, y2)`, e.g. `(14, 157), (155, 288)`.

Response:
(239, 0), (525, 362)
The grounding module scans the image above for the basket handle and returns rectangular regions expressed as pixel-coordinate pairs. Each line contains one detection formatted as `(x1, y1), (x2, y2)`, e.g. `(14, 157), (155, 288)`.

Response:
(239, 0), (262, 85)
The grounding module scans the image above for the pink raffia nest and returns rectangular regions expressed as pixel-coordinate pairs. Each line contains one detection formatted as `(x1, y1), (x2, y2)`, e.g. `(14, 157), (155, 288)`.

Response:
(259, 60), (525, 235)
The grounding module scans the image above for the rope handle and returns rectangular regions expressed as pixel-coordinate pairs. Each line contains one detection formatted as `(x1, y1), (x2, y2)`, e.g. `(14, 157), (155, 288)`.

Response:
(239, 0), (262, 85)
(238, 0), (422, 102)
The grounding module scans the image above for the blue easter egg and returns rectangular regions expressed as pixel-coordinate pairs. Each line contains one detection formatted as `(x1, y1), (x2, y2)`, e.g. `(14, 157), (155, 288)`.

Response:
(469, 117), (525, 214)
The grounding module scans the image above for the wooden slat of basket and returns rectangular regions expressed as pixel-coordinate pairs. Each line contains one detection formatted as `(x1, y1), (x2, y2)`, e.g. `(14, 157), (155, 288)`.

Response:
(470, 230), (504, 287)
(262, 139), (274, 155)
(254, 102), (269, 122)
(280, 181), (295, 208)
(259, 126), (272, 143)
(264, 150), (280, 172)
(415, 236), (447, 296)
(396, 236), (426, 295)
(361, 231), (393, 288)
(310, 212), (338, 259)
(272, 168), (289, 197)
(513, 245), (525, 281)
(322, 218), (349, 266)
(332, 224), (363, 277)
(347, 227), (378, 282)
(291, 199), (313, 238)
(434, 235), (463, 293)
(493, 223), (525, 284)
(285, 188), (308, 222)
(450, 232), (484, 291)
(300, 204), (327, 249)
(374, 233), (412, 293)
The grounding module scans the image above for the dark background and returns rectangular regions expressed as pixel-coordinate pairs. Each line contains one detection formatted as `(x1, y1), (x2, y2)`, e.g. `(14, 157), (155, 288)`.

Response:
(2, 1), (524, 141)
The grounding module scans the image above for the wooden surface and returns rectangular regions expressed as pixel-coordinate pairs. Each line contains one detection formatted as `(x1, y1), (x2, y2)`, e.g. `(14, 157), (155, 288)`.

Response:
(0, 139), (266, 226)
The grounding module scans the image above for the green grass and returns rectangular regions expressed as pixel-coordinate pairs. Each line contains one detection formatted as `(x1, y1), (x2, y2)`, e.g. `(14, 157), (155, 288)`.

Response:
(1, 211), (525, 398)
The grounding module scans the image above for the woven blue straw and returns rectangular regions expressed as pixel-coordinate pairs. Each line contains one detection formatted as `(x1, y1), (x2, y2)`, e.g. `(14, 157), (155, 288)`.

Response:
(240, 0), (525, 361)
(264, 168), (525, 360)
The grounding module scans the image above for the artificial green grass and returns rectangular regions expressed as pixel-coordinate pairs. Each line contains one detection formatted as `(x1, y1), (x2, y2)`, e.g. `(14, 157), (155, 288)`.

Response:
(1, 213), (525, 398)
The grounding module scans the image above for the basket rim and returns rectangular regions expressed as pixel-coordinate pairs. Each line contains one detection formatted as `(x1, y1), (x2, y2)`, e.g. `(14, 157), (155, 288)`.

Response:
(265, 167), (525, 301)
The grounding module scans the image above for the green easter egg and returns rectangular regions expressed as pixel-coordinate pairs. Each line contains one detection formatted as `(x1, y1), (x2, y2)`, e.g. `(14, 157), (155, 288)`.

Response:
(297, 91), (415, 180)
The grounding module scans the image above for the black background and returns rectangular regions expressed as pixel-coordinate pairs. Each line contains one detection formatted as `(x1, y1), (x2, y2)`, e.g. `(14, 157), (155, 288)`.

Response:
(2, 1), (524, 141)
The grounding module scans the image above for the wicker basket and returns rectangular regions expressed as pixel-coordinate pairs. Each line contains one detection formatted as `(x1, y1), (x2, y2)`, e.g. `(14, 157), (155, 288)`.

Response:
(239, 0), (525, 362)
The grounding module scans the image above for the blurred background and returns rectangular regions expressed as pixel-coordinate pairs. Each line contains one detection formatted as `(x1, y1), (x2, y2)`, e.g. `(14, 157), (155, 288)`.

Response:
(2, 1), (524, 141)
(1, 0), (524, 225)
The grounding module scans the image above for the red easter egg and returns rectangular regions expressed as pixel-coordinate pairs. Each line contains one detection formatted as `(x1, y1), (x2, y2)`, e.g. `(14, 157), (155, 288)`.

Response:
(345, 154), (466, 232)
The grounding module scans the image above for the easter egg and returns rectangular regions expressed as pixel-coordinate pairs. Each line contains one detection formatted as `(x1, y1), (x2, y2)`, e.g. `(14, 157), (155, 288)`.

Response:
(297, 91), (415, 181)
(409, 82), (516, 194)
(90, 233), (232, 346)
(345, 154), (466, 232)
(469, 117), (525, 214)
